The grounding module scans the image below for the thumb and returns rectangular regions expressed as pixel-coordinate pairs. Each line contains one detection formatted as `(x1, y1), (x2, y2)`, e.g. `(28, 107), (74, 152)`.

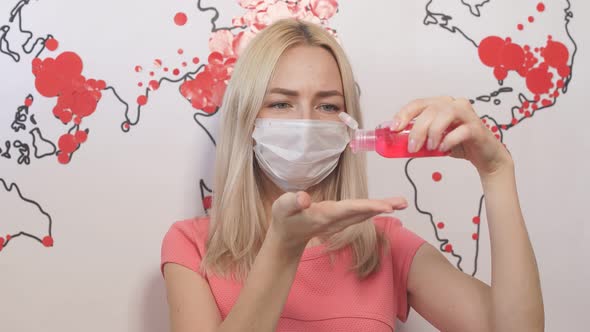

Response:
(272, 191), (311, 218)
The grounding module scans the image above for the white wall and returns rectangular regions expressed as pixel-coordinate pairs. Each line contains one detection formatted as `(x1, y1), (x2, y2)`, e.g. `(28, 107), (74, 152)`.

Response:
(1, 1), (588, 331)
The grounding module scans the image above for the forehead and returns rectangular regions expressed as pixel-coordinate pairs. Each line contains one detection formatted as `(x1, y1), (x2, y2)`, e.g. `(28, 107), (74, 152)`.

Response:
(268, 45), (343, 92)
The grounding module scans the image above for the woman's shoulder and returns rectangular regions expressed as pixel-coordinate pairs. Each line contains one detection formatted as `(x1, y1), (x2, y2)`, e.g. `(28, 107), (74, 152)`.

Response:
(372, 215), (403, 233)
(167, 216), (211, 239)
(161, 216), (211, 275)
(372, 215), (426, 254)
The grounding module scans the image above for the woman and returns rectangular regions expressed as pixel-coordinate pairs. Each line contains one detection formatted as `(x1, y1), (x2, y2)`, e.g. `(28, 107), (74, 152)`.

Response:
(162, 19), (544, 331)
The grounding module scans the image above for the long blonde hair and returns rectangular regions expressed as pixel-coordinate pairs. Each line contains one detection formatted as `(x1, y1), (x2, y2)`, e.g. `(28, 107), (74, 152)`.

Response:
(202, 18), (384, 280)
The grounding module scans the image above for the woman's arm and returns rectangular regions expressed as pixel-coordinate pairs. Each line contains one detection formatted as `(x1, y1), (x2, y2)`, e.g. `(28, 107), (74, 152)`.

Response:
(407, 162), (544, 331)
(164, 229), (302, 332)
(481, 161), (544, 330)
(164, 192), (408, 332)
(394, 97), (544, 331)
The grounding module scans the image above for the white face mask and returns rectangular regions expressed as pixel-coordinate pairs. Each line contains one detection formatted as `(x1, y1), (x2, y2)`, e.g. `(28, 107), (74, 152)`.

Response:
(252, 118), (350, 192)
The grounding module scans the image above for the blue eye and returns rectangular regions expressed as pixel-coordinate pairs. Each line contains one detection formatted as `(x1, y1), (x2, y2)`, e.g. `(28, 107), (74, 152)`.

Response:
(270, 102), (291, 110)
(319, 104), (340, 112)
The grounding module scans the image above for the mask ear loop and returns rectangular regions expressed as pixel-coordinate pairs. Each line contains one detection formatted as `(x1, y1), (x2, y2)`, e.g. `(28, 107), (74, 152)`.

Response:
(338, 112), (359, 130)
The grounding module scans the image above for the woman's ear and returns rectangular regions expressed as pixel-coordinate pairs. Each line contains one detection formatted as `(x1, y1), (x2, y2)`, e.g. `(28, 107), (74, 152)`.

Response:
(354, 81), (362, 97)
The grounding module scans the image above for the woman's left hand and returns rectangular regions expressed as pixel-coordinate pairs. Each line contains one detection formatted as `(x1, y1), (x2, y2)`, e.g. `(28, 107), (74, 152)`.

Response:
(392, 96), (513, 178)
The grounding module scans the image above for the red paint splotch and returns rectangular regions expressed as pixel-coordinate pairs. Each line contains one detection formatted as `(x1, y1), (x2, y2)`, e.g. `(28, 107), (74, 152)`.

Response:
(203, 196), (212, 210)
(472, 216), (481, 225)
(517, 2), (545, 31)
(180, 52), (234, 114)
(137, 95), (148, 106)
(148, 80), (160, 91)
(478, 33), (570, 120)
(45, 37), (59, 51)
(526, 65), (553, 95)
(432, 171), (442, 182)
(42, 236), (54, 247)
(32, 51), (105, 164)
(174, 12), (188, 26)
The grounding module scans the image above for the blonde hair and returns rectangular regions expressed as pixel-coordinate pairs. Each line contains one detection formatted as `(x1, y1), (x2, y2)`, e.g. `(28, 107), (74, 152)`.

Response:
(202, 18), (384, 280)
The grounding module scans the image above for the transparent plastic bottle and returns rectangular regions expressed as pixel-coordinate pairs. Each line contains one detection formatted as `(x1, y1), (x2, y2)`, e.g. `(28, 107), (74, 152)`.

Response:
(339, 113), (451, 158)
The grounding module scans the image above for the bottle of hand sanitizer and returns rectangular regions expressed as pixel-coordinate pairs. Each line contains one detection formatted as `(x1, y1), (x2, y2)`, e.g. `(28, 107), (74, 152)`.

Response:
(339, 113), (451, 158)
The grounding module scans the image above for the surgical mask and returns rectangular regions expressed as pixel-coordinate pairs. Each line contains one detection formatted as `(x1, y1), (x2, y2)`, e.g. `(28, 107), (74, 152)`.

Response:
(252, 118), (350, 192)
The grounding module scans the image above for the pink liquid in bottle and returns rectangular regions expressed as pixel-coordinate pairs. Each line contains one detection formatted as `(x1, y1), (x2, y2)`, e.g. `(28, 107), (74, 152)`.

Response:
(343, 115), (451, 158)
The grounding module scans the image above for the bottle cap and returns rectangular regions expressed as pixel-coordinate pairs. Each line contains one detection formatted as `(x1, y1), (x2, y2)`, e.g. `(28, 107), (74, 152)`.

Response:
(338, 112), (358, 130)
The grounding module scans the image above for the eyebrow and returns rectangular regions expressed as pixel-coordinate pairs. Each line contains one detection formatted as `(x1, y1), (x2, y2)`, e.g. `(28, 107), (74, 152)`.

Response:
(267, 88), (343, 98)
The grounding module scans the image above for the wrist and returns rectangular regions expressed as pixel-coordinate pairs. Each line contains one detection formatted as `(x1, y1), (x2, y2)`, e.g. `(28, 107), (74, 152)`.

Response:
(478, 146), (515, 181)
(479, 158), (515, 187)
(265, 225), (306, 261)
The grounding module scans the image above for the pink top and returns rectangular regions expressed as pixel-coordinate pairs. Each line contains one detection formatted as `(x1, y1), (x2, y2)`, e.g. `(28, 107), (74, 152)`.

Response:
(161, 216), (425, 331)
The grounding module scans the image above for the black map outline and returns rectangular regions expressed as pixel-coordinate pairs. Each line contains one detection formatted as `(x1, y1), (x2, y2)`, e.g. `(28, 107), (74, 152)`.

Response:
(0, 0), (236, 251)
(0, 178), (53, 249)
(0, 0), (578, 269)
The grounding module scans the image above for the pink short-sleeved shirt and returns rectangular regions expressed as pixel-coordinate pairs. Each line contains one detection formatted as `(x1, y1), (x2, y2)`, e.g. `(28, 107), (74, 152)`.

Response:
(161, 216), (425, 331)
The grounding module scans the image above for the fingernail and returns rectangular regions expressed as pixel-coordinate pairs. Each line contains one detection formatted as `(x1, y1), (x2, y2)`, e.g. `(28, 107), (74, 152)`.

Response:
(391, 119), (400, 131)
(295, 193), (302, 208)
(408, 138), (417, 153)
(427, 138), (434, 151)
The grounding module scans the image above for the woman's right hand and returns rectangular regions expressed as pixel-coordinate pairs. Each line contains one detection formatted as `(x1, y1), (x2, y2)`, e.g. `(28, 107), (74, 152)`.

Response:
(268, 191), (408, 255)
